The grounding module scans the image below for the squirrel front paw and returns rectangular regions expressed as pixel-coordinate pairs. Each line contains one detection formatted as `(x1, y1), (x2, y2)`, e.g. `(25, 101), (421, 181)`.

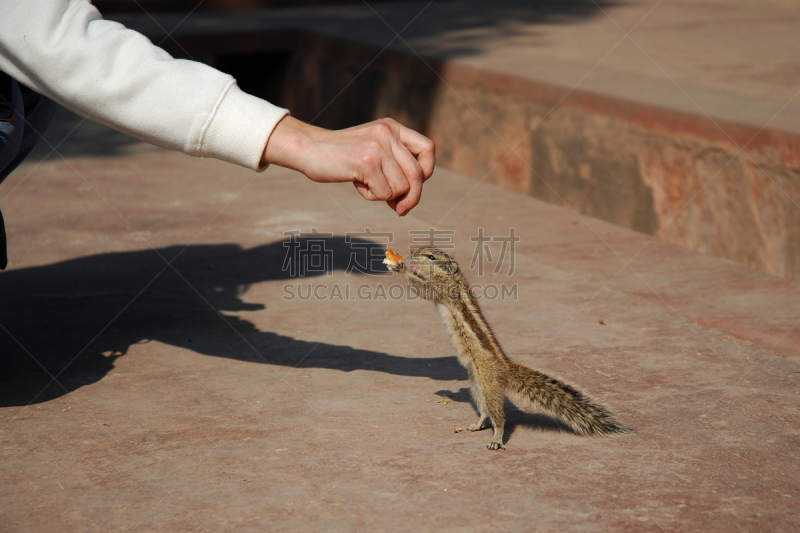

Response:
(487, 441), (506, 450)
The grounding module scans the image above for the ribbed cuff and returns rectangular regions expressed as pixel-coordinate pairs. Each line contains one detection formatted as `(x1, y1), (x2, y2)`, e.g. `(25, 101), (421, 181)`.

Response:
(200, 83), (289, 172)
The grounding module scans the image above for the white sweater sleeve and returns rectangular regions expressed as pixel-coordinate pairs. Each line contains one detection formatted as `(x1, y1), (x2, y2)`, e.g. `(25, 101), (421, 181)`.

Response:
(0, 0), (289, 171)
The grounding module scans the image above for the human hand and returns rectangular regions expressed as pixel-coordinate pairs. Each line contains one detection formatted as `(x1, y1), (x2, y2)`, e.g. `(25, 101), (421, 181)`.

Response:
(262, 116), (435, 216)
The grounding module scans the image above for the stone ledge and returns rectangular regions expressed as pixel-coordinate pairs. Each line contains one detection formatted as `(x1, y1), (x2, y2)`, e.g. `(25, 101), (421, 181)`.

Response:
(110, 2), (800, 281)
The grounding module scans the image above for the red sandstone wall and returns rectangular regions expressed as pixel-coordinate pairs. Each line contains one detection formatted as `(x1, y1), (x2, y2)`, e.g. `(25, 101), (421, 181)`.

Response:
(284, 35), (800, 282)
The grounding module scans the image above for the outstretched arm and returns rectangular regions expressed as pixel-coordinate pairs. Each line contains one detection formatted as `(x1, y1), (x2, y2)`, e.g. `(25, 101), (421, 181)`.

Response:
(262, 115), (435, 216)
(0, 1), (435, 215)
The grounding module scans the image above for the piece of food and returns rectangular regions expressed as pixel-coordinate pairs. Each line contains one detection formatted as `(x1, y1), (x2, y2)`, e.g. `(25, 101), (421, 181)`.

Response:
(383, 248), (404, 269)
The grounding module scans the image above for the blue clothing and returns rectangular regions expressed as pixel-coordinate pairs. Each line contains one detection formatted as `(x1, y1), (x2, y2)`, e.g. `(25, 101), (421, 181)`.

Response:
(0, 78), (57, 183)
(0, 73), (57, 269)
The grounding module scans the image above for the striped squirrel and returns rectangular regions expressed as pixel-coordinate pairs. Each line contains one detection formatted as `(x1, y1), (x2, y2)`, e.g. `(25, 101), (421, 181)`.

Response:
(384, 247), (629, 450)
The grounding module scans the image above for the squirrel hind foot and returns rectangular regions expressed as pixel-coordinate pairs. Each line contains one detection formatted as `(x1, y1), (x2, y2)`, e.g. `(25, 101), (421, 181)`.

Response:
(468, 416), (488, 432)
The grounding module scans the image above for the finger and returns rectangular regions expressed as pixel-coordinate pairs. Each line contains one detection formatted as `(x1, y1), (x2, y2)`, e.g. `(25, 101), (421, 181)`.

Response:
(370, 123), (411, 199)
(397, 126), (435, 179)
(386, 198), (400, 215)
(356, 171), (394, 201)
(390, 142), (424, 216)
(354, 181), (378, 201)
(380, 153), (410, 200)
(354, 180), (395, 202)
(392, 190), (418, 216)
(354, 149), (394, 201)
(391, 139), (425, 186)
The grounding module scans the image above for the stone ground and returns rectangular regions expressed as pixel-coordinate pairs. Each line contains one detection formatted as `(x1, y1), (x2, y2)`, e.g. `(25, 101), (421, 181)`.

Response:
(1, 107), (799, 531)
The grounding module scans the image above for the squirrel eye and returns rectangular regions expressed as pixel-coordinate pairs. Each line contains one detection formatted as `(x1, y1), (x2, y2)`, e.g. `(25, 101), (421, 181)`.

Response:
(427, 254), (436, 260)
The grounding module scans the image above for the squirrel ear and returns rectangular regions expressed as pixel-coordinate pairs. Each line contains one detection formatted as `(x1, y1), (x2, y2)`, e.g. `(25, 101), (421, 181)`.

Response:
(444, 260), (458, 276)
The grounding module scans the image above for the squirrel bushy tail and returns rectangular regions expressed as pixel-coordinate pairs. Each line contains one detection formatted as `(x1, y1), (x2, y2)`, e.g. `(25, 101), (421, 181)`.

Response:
(505, 362), (630, 436)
